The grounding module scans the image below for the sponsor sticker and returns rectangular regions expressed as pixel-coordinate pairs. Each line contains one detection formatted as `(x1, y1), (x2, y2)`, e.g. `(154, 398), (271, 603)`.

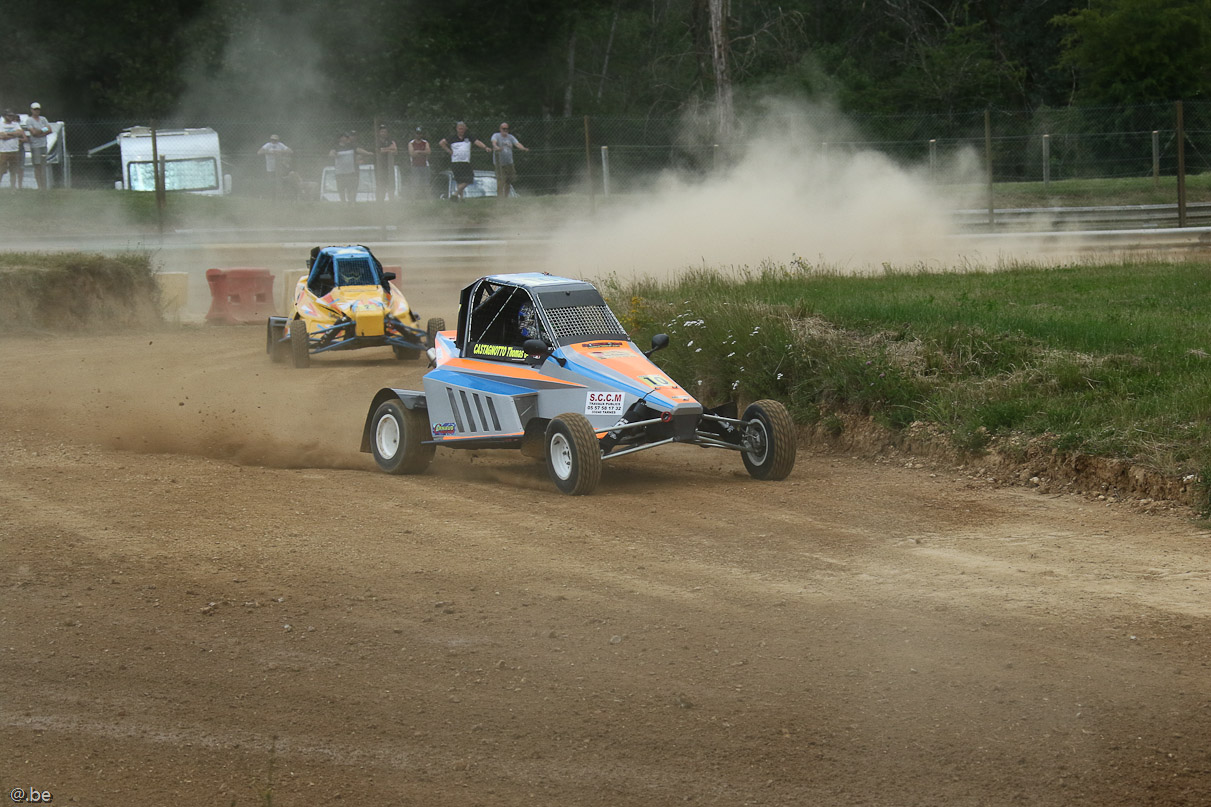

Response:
(591, 349), (633, 359)
(432, 422), (457, 437)
(586, 391), (625, 416)
(581, 340), (624, 348)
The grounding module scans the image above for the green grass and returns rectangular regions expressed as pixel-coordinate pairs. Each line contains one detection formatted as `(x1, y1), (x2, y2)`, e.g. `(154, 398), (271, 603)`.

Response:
(979, 173), (1211, 208)
(0, 174), (1204, 237)
(0, 187), (580, 235)
(605, 258), (1211, 511)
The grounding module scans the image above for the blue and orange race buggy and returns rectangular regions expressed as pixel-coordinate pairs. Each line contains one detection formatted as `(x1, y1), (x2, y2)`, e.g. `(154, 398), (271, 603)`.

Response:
(267, 245), (443, 368)
(360, 273), (797, 495)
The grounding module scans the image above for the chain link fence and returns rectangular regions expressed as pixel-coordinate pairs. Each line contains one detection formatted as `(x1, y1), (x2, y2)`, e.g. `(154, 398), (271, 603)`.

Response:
(29, 101), (1211, 199)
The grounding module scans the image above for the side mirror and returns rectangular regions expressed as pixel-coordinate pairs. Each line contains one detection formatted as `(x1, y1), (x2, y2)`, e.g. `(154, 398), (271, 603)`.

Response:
(383, 272), (396, 282)
(645, 333), (670, 357)
(523, 338), (550, 367)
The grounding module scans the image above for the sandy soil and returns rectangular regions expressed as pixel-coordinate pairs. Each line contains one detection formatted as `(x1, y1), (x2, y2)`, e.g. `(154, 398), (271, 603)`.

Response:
(2, 325), (1209, 807)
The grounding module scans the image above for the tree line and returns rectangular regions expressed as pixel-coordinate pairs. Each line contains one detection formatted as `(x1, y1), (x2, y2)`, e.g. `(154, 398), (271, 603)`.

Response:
(6, 0), (1210, 129)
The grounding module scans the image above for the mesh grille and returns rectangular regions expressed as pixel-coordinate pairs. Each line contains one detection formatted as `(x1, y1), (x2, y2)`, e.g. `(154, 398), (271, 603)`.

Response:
(338, 257), (375, 285)
(546, 305), (626, 340)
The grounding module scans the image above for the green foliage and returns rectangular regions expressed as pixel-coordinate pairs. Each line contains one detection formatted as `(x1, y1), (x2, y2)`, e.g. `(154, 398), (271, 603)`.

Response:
(607, 258), (1211, 483)
(1053, 0), (1211, 105)
(12, 0), (1200, 126)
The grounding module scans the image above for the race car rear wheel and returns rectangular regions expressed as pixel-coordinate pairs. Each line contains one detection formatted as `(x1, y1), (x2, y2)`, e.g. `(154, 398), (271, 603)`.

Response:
(545, 413), (602, 495)
(289, 319), (310, 369)
(371, 399), (434, 475)
(740, 399), (797, 481)
(427, 317), (445, 345)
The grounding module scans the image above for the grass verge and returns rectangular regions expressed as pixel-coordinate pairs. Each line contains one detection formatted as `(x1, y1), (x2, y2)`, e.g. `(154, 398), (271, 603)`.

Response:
(0, 251), (163, 331)
(604, 257), (1211, 514)
(0, 175), (1205, 237)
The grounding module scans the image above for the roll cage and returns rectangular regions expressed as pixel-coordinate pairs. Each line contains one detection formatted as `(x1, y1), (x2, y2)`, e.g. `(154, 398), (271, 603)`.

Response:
(454, 276), (629, 361)
(305, 246), (391, 297)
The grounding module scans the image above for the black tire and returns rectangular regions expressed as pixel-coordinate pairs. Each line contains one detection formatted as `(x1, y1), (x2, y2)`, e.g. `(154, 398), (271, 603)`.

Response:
(740, 399), (797, 481)
(370, 399), (435, 475)
(289, 319), (310, 368)
(545, 413), (602, 495)
(267, 321), (288, 363)
(392, 344), (421, 361)
(426, 317), (445, 346)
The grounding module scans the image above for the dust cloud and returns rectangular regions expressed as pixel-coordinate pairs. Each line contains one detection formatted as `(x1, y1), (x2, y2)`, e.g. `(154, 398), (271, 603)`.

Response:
(0, 330), (372, 471)
(546, 101), (998, 281)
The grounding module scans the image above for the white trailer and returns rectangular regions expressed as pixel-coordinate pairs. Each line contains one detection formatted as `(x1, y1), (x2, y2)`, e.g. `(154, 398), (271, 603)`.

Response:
(112, 127), (232, 195)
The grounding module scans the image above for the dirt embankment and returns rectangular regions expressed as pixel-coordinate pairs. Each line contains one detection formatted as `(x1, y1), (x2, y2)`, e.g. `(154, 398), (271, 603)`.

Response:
(807, 416), (1202, 515)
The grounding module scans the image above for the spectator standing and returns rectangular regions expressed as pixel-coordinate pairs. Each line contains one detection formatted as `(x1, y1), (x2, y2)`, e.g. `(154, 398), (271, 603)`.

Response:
(257, 134), (293, 197)
(374, 125), (398, 202)
(407, 127), (431, 197)
(330, 132), (371, 203)
(0, 110), (26, 189)
(23, 102), (52, 190)
(491, 122), (528, 200)
(438, 121), (490, 201)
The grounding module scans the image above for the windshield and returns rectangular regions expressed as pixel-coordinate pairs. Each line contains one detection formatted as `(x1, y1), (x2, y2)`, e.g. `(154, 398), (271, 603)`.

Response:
(126, 158), (219, 192)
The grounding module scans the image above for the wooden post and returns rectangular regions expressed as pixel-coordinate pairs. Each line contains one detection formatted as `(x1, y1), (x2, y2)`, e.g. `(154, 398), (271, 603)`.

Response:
(985, 108), (994, 231)
(1176, 101), (1187, 227)
(584, 115), (595, 213)
(929, 139), (937, 181)
(150, 122), (166, 234)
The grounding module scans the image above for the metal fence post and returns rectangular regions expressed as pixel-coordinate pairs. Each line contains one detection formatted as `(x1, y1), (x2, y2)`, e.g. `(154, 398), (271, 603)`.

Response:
(929, 139), (937, 180)
(1042, 134), (1050, 186)
(1176, 101), (1187, 227)
(601, 145), (610, 196)
(1152, 130), (1160, 186)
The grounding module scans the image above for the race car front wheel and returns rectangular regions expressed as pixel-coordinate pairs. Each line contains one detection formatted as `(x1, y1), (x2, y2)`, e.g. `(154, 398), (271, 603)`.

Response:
(371, 399), (435, 475)
(740, 399), (797, 481)
(267, 321), (288, 363)
(545, 413), (602, 495)
(289, 319), (310, 369)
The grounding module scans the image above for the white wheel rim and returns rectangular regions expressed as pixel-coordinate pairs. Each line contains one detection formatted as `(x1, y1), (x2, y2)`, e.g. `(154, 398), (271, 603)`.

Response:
(376, 414), (401, 459)
(746, 418), (770, 464)
(550, 432), (573, 480)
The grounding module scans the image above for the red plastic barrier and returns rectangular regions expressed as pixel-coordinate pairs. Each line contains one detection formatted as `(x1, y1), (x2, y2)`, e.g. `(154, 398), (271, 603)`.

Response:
(205, 268), (277, 324)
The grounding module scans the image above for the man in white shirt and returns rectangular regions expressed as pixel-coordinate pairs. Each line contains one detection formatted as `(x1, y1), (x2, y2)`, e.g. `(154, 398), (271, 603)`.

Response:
(23, 102), (52, 190)
(0, 110), (26, 189)
(257, 134), (294, 197)
(438, 121), (491, 200)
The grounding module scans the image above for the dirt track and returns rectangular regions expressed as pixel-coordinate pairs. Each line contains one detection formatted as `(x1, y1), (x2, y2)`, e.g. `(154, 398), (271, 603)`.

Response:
(3, 325), (1210, 806)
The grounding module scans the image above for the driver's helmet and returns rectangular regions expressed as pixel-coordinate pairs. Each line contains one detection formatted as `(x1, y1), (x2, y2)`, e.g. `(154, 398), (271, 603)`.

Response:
(517, 303), (539, 340)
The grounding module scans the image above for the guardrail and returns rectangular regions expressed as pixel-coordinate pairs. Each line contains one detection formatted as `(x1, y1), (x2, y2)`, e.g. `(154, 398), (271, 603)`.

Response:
(954, 202), (1211, 232)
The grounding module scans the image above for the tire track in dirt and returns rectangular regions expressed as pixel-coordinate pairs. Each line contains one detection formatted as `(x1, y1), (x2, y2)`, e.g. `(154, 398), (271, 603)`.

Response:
(3, 325), (1211, 806)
